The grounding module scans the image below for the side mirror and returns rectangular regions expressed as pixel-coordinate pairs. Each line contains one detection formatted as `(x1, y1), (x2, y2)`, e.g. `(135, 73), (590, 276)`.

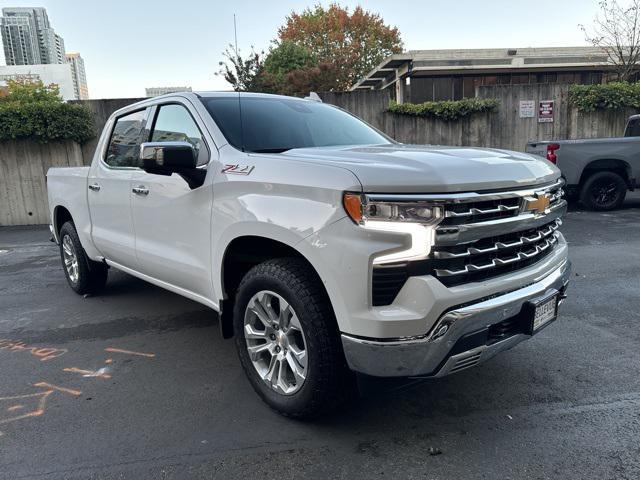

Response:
(139, 141), (197, 171)
(139, 141), (205, 189)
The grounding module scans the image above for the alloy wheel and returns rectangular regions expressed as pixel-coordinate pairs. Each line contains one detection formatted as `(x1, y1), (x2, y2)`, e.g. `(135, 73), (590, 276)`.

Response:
(591, 180), (620, 208)
(243, 290), (308, 395)
(62, 234), (79, 284)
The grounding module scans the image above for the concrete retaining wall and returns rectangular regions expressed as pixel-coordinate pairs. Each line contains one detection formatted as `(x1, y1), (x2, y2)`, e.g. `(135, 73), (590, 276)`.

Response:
(0, 140), (83, 226)
(1, 98), (143, 226)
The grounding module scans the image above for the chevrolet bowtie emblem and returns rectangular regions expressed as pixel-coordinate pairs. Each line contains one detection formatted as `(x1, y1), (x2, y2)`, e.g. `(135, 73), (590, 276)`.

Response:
(525, 193), (551, 214)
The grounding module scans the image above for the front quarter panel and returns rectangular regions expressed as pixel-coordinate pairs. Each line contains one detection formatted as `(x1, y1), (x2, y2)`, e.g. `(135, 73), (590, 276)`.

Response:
(211, 145), (362, 304)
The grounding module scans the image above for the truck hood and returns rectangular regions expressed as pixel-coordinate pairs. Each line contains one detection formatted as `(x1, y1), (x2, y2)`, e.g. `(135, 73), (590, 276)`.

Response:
(281, 144), (559, 193)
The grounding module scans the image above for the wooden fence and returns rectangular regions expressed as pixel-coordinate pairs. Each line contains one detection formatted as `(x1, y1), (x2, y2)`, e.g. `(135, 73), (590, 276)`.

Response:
(320, 84), (637, 151)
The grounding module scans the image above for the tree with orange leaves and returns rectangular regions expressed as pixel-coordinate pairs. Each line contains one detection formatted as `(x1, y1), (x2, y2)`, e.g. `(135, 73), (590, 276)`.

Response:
(277, 3), (403, 91)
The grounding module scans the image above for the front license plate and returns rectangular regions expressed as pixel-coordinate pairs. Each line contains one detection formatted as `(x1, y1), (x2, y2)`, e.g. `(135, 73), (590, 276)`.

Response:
(532, 296), (557, 332)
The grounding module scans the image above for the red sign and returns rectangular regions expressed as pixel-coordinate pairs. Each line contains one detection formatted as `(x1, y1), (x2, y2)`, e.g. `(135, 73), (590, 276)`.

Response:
(538, 100), (554, 123)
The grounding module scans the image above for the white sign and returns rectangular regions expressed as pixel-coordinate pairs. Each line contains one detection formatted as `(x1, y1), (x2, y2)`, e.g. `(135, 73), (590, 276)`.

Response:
(519, 100), (535, 118)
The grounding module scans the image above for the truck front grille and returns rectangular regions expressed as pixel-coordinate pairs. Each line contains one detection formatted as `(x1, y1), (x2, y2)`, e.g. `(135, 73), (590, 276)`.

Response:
(431, 219), (561, 287)
(440, 197), (521, 225)
(370, 179), (567, 306)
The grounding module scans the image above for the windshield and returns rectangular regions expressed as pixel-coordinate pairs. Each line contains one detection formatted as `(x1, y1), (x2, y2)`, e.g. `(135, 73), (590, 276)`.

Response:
(201, 96), (392, 153)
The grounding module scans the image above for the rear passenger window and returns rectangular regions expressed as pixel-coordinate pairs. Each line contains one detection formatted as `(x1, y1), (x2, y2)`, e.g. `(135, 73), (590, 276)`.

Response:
(151, 104), (208, 166)
(625, 118), (640, 137)
(105, 109), (147, 167)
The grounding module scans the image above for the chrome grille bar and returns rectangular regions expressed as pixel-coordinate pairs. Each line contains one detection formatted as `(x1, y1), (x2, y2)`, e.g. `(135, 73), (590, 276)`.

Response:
(444, 203), (520, 218)
(435, 200), (566, 246)
(434, 219), (562, 259)
(434, 233), (559, 277)
(365, 178), (565, 203)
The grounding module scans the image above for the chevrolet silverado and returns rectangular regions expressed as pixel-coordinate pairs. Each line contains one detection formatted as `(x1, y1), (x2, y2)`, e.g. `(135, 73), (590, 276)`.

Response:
(47, 92), (570, 418)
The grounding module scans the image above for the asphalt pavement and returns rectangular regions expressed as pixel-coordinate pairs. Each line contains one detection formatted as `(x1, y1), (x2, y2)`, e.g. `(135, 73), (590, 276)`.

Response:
(1, 194), (639, 479)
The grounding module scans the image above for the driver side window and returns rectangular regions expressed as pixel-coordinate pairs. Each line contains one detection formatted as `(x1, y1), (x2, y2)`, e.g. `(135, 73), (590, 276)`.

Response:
(151, 104), (209, 166)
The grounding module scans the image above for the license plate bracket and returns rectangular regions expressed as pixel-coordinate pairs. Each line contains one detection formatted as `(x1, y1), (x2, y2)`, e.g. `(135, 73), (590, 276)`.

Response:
(523, 291), (558, 334)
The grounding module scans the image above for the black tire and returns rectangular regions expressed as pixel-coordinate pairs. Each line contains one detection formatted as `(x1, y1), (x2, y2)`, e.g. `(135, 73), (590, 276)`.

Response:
(59, 221), (108, 295)
(579, 171), (627, 211)
(233, 258), (356, 419)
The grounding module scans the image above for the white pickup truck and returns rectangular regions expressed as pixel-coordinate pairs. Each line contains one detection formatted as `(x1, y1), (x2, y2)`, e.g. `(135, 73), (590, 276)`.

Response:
(47, 92), (570, 418)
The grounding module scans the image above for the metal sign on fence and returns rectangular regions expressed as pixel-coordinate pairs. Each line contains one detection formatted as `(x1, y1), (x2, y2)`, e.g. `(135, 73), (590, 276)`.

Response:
(519, 100), (535, 118)
(538, 100), (554, 123)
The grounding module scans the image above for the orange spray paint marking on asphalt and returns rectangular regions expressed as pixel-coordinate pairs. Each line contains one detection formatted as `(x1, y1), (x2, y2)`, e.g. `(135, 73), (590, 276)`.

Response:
(0, 339), (67, 362)
(0, 392), (49, 426)
(105, 347), (155, 358)
(63, 367), (112, 379)
(33, 382), (82, 397)
(0, 383), (81, 435)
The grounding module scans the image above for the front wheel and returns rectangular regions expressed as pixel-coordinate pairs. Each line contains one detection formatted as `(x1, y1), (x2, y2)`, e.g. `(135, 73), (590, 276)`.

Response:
(59, 221), (108, 295)
(580, 171), (627, 211)
(233, 258), (355, 418)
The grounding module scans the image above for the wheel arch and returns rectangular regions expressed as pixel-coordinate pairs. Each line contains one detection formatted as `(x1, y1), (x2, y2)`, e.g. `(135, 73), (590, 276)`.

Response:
(579, 158), (632, 187)
(53, 205), (74, 240)
(218, 234), (333, 339)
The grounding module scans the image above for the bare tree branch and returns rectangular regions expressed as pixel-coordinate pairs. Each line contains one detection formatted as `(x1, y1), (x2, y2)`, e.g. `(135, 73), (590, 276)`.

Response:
(581, 0), (640, 81)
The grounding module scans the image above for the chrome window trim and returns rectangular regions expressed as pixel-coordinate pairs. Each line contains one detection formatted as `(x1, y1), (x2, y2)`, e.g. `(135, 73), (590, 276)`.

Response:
(100, 107), (150, 171)
(99, 96), (216, 172)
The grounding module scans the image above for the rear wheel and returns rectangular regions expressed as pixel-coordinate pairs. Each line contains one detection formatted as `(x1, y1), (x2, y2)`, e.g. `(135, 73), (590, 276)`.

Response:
(59, 221), (108, 295)
(233, 258), (355, 418)
(580, 171), (627, 211)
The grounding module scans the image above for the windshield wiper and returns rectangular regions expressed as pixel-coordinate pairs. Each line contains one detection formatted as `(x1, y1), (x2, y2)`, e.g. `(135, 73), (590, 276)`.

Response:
(251, 148), (292, 153)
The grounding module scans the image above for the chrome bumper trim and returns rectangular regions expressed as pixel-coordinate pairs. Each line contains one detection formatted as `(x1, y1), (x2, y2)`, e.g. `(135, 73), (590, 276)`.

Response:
(341, 259), (571, 377)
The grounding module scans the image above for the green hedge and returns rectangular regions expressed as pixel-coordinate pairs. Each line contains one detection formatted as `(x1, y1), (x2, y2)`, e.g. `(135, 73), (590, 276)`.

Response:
(387, 98), (499, 121)
(0, 102), (95, 144)
(569, 82), (640, 112)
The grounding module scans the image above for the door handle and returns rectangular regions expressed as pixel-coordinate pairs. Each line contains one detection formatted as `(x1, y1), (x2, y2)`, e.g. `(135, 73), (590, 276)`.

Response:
(132, 186), (149, 196)
(88, 183), (101, 192)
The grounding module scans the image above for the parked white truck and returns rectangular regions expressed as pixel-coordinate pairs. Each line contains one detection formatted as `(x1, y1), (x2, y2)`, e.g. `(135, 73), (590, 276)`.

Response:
(47, 92), (570, 418)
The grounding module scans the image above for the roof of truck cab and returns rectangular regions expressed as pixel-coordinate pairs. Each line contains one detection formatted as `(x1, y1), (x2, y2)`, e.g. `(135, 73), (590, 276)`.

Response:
(110, 91), (317, 119)
(194, 91), (312, 101)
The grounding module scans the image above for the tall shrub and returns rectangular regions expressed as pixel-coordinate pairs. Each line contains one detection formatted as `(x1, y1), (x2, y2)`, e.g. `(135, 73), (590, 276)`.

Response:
(0, 79), (95, 143)
(387, 98), (499, 121)
(569, 82), (640, 112)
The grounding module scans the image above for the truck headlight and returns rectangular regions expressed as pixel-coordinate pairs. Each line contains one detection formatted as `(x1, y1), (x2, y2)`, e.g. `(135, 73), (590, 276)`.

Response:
(343, 193), (444, 264)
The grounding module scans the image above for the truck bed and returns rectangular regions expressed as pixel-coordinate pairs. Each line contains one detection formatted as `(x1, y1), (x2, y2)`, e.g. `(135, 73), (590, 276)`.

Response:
(525, 137), (640, 186)
(46, 166), (91, 243)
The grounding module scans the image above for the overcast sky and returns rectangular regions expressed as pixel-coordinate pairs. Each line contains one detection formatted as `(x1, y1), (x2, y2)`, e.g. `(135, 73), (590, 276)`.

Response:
(0, 0), (601, 99)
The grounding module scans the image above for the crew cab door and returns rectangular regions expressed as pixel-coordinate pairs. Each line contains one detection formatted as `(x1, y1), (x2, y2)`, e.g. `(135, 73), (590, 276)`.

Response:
(130, 102), (214, 299)
(88, 108), (149, 267)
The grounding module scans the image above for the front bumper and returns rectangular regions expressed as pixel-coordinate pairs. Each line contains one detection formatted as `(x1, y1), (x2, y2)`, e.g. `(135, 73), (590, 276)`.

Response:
(341, 259), (571, 377)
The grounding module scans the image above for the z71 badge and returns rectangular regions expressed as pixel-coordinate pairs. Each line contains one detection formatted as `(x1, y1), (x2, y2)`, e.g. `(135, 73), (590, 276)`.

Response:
(222, 164), (255, 175)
